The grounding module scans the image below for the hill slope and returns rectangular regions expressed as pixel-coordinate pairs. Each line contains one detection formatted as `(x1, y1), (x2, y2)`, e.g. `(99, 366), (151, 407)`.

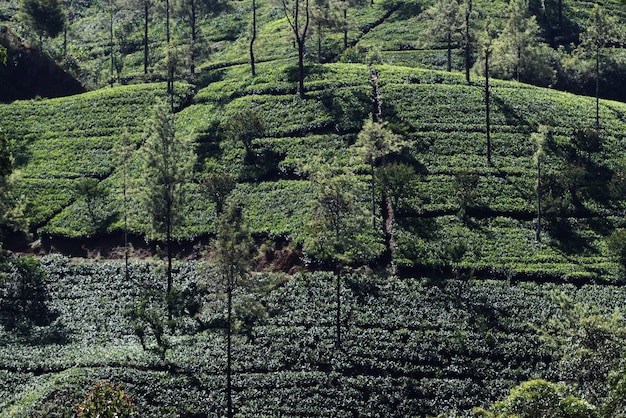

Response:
(2, 61), (626, 281)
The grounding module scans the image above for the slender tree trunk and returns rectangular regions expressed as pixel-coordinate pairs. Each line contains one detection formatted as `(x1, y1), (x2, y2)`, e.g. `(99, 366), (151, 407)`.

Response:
(343, 1), (348, 49)
(335, 263), (341, 350)
(381, 191), (396, 272)
(464, 0), (472, 84)
(166, 0), (170, 44)
(166, 0), (173, 97)
(250, 0), (257, 76)
(298, 39), (306, 98)
(190, 0), (196, 75)
(446, 32), (452, 72)
(516, 46), (521, 82)
(536, 158), (542, 242)
(595, 46), (600, 129)
(144, 1), (149, 75)
(123, 148), (129, 281)
(558, 0), (562, 27)
(166, 218), (173, 322)
(370, 164), (376, 229)
(317, 21), (322, 63)
(226, 268), (233, 418)
(485, 49), (491, 165)
(110, 0), (114, 85)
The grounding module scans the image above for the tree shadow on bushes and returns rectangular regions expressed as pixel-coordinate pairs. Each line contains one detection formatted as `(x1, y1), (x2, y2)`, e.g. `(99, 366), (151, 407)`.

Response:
(0, 256), (67, 344)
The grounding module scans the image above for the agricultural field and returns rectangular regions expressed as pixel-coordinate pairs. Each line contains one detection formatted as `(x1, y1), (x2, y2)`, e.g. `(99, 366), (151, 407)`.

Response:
(2, 61), (626, 279)
(2, 0), (626, 415)
(3, 255), (626, 416)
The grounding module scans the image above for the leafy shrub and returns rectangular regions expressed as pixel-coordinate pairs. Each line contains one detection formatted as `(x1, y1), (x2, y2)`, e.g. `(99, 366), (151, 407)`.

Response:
(479, 379), (598, 418)
(0, 255), (55, 331)
(75, 381), (135, 417)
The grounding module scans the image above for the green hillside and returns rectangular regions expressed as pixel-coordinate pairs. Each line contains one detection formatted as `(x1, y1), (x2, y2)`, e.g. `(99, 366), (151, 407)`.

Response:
(2, 0), (626, 416)
(3, 256), (626, 416)
(2, 61), (626, 280)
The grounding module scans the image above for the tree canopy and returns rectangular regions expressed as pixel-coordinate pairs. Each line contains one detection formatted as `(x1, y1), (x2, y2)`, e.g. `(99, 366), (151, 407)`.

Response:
(19, 0), (66, 46)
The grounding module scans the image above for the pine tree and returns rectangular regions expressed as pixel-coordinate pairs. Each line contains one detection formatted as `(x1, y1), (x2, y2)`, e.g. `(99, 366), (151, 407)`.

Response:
(19, 0), (66, 50)
(140, 100), (192, 320)
(215, 202), (254, 418)
(282, 0), (311, 98)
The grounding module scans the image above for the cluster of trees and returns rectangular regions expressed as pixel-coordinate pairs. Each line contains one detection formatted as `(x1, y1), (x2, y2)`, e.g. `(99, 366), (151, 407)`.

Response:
(476, 293), (626, 417)
(12, 0), (626, 105)
(426, 0), (626, 104)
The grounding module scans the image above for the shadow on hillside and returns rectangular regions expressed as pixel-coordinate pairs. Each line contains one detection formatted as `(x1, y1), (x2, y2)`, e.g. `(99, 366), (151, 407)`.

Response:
(545, 217), (597, 256)
(491, 94), (531, 131)
(0, 257), (69, 345)
(389, 1), (423, 20)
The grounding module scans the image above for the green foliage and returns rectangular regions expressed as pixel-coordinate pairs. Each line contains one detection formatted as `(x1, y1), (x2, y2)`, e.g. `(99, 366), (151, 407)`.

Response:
(607, 229), (626, 271)
(376, 162), (418, 211)
(140, 100), (193, 243)
(224, 109), (266, 157)
(75, 382), (135, 417)
(215, 202), (255, 283)
(305, 164), (383, 265)
(200, 171), (235, 216)
(0, 255), (53, 331)
(540, 292), (626, 409)
(18, 0), (65, 43)
(482, 379), (598, 418)
(0, 131), (27, 245)
(8, 256), (626, 416)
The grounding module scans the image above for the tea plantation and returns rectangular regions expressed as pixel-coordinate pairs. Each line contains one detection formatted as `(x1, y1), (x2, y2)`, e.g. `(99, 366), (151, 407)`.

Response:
(3, 255), (626, 416)
(2, 0), (626, 414)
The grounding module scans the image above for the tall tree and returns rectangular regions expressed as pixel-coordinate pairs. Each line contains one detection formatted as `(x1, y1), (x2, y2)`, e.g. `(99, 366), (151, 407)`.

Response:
(531, 125), (548, 242)
(478, 22), (495, 165)
(311, 0), (340, 63)
(283, 0), (311, 98)
(0, 131), (26, 250)
(305, 164), (381, 349)
(250, 0), (257, 75)
(425, 0), (462, 72)
(123, 0), (154, 74)
(462, 0), (473, 83)
(114, 131), (134, 281)
(177, 0), (227, 76)
(224, 109), (266, 159)
(353, 118), (404, 229)
(140, 100), (192, 320)
(215, 202), (254, 418)
(580, 4), (618, 129)
(19, 0), (66, 50)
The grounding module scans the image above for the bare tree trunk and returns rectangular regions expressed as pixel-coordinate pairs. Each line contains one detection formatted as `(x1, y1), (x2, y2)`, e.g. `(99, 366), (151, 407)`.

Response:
(446, 31), (452, 72)
(317, 21), (322, 63)
(110, 0), (114, 85)
(166, 216), (173, 322)
(595, 47), (600, 129)
(485, 48), (491, 165)
(536, 158), (542, 242)
(464, 0), (472, 84)
(343, 4), (348, 49)
(226, 268), (233, 418)
(143, 1), (149, 75)
(335, 263), (341, 350)
(250, 0), (257, 76)
(298, 39), (306, 98)
(190, 0), (196, 75)
(382, 192), (397, 273)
